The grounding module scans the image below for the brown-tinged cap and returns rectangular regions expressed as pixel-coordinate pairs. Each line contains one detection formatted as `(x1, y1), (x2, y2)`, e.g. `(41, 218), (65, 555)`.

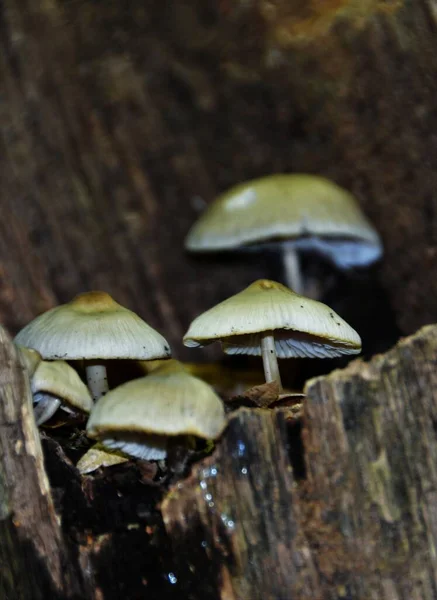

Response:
(183, 279), (362, 359)
(15, 291), (171, 361)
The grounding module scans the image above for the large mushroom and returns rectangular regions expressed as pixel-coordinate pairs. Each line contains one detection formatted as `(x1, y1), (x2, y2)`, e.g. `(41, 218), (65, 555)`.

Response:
(185, 174), (383, 294)
(183, 279), (361, 390)
(86, 360), (226, 461)
(14, 291), (171, 401)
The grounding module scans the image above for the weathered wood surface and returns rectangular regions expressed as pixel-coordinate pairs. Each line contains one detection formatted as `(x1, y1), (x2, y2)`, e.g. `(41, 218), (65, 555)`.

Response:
(163, 324), (437, 599)
(0, 326), (90, 599)
(0, 0), (435, 359)
(303, 323), (437, 599)
(162, 408), (321, 600)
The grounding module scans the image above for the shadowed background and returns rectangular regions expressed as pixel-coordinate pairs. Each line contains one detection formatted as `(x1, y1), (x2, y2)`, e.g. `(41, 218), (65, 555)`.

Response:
(1, 0), (436, 361)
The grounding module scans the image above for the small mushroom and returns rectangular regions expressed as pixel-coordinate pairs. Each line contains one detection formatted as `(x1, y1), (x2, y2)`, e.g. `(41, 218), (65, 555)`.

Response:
(185, 174), (382, 294)
(31, 360), (93, 426)
(76, 443), (129, 475)
(86, 361), (226, 461)
(183, 279), (362, 391)
(14, 291), (172, 401)
(17, 345), (42, 377)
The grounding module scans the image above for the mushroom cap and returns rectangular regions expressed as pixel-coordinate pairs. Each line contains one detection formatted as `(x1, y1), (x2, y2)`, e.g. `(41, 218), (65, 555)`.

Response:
(76, 443), (129, 474)
(185, 174), (382, 268)
(139, 358), (186, 375)
(183, 279), (362, 359)
(86, 364), (227, 441)
(14, 291), (171, 361)
(17, 345), (42, 376)
(31, 360), (93, 413)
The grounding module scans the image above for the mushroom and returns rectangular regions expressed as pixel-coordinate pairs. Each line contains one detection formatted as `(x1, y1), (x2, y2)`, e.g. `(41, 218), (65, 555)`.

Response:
(86, 361), (226, 461)
(31, 360), (93, 426)
(183, 279), (362, 391)
(17, 345), (42, 376)
(14, 291), (172, 401)
(185, 174), (382, 294)
(76, 443), (129, 475)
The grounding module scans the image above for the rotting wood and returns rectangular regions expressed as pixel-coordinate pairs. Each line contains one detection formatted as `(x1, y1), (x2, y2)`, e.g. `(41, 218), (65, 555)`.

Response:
(162, 323), (437, 599)
(1, 304), (437, 599)
(161, 408), (322, 600)
(302, 323), (437, 599)
(0, 326), (90, 599)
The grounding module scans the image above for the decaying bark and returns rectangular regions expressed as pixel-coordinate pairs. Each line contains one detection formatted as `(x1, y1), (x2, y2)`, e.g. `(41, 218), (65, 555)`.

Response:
(161, 408), (321, 600)
(0, 326), (90, 599)
(302, 323), (437, 599)
(163, 324), (437, 599)
(0, 0), (436, 358)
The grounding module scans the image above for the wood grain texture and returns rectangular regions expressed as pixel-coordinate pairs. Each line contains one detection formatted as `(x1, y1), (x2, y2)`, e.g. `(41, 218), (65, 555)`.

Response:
(3, 0), (433, 362)
(0, 0), (271, 361)
(303, 323), (437, 599)
(279, 0), (437, 336)
(0, 326), (90, 598)
(161, 408), (321, 600)
(162, 324), (437, 599)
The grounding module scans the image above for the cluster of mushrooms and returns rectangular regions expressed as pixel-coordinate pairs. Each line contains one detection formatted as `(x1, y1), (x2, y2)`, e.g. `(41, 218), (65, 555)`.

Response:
(14, 174), (382, 473)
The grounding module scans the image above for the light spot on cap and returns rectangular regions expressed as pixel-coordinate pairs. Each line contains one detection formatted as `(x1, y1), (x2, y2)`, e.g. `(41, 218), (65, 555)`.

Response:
(224, 188), (256, 211)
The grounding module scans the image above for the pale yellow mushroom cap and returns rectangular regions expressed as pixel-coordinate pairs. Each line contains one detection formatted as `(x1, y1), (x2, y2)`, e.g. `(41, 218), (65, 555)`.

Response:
(183, 279), (362, 359)
(139, 358), (187, 375)
(86, 365), (226, 441)
(76, 444), (129, 474)
(17, 345), (42, 376)
(185, 174), (382, 267)
(31, 360), (93, 413)
(14, 291), (171, 361)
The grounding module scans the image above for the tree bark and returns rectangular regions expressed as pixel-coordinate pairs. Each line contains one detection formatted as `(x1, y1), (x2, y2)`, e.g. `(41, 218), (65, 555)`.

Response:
(0, 326), (90, 599)
(163, 323), (437, 599)
(162, 408), (321, 600)
(302, 322), (437, 599)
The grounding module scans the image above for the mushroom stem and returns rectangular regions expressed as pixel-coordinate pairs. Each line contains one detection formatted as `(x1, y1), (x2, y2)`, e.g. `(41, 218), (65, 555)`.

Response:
(85, 363), (109, 401)
(283, 246), (304, 294)
(261, 332), (282, 391)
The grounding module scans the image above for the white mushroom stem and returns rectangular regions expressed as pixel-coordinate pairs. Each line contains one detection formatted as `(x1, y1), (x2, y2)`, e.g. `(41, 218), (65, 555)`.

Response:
(283, 246), (304, 294)
(85, 363), (109, 401)
(33, 392), (62, 426)
(260, 332), (282, 391)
